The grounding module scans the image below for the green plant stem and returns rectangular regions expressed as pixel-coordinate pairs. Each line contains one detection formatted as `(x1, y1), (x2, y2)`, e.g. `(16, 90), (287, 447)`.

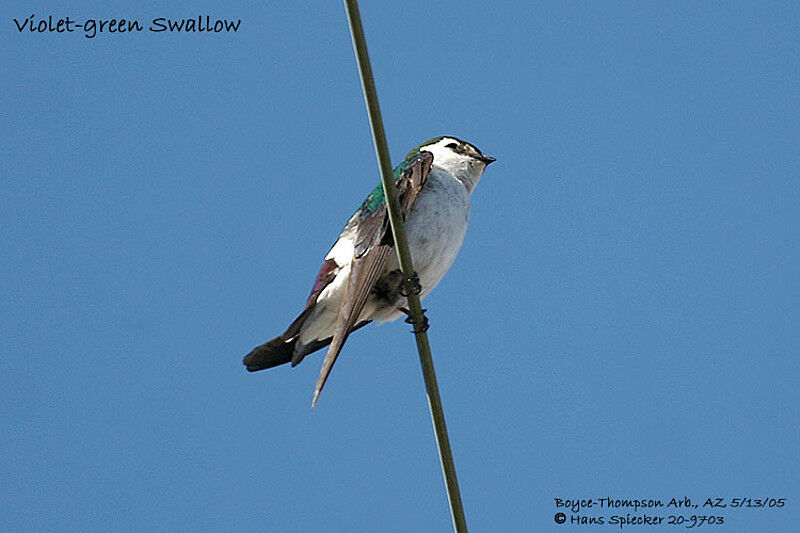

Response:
(342, 1), (468, 532)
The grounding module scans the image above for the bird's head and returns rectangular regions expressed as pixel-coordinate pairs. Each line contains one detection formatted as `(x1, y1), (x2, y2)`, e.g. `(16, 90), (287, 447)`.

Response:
(411, 136), (495, 192)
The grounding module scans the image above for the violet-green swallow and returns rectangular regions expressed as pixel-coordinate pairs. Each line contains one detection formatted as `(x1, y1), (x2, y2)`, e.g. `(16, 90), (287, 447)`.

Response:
(243, 136), (495, 404)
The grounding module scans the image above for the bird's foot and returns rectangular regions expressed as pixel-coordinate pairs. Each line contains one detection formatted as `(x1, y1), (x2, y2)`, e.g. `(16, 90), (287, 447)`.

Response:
(398, 272), (422, 297)
(398, 306), (430, 334)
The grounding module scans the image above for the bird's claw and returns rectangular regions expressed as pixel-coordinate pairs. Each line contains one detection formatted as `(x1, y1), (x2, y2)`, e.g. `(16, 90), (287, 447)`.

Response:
(398, 306), (430, 334)
(399, 272), (422, 297)
(411, 316), (430, 334)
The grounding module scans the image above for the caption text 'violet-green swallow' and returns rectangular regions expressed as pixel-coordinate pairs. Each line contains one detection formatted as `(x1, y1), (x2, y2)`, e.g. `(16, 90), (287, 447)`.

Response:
(243, 136), (495, 407)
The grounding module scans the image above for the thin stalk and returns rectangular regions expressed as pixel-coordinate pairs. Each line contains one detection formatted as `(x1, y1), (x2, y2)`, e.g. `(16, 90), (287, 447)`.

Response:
(342, 2), (468, 532)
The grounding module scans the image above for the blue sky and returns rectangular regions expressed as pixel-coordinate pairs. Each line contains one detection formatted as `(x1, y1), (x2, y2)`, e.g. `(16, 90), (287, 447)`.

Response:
(2, 1), (798, 531)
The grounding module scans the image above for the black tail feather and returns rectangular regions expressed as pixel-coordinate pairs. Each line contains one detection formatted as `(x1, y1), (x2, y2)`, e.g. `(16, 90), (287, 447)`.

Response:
(243, 335), (298, 371)
(242, 316), (372, 372)
(244, 309), (313, 371)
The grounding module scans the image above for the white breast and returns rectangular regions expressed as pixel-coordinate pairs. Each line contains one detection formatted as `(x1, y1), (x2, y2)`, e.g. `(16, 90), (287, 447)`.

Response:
(397, 167), (471, 297)
(303, 167), (473, 336)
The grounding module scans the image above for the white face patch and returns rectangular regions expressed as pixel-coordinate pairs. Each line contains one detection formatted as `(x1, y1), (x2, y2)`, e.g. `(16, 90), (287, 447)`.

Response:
(418, 137), (465, 170)
(418, 137), (489, 192)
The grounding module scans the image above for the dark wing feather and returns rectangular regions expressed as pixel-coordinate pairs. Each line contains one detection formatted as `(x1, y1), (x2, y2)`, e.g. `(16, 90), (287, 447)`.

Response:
(305, 258), (339, 310)
(396, 151), (432, 216)
(311, 151), (433, 407)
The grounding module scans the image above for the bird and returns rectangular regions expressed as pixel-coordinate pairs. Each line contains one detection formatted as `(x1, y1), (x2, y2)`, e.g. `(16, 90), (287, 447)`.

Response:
(243, 136), (495, 406)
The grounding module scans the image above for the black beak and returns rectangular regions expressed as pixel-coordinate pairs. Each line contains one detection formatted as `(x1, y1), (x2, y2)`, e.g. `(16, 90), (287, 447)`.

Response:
(479, 155), (496, 165)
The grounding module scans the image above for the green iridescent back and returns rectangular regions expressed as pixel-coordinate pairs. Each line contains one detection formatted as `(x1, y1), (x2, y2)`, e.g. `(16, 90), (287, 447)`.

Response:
(356, 149), (427, 216)
(354, 137), (476, 217)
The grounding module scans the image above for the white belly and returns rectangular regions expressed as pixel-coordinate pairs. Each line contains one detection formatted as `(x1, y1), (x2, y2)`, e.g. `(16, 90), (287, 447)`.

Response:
(369, 168), (470, 321)
(299, 168), (471, 342)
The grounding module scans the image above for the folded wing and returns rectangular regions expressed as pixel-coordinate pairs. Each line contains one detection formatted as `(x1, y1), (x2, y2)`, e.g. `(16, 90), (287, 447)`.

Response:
(311, 150), (433, 407)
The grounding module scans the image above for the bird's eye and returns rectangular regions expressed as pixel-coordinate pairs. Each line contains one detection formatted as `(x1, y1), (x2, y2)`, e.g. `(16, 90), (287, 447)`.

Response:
(446, 142), (459, 150)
